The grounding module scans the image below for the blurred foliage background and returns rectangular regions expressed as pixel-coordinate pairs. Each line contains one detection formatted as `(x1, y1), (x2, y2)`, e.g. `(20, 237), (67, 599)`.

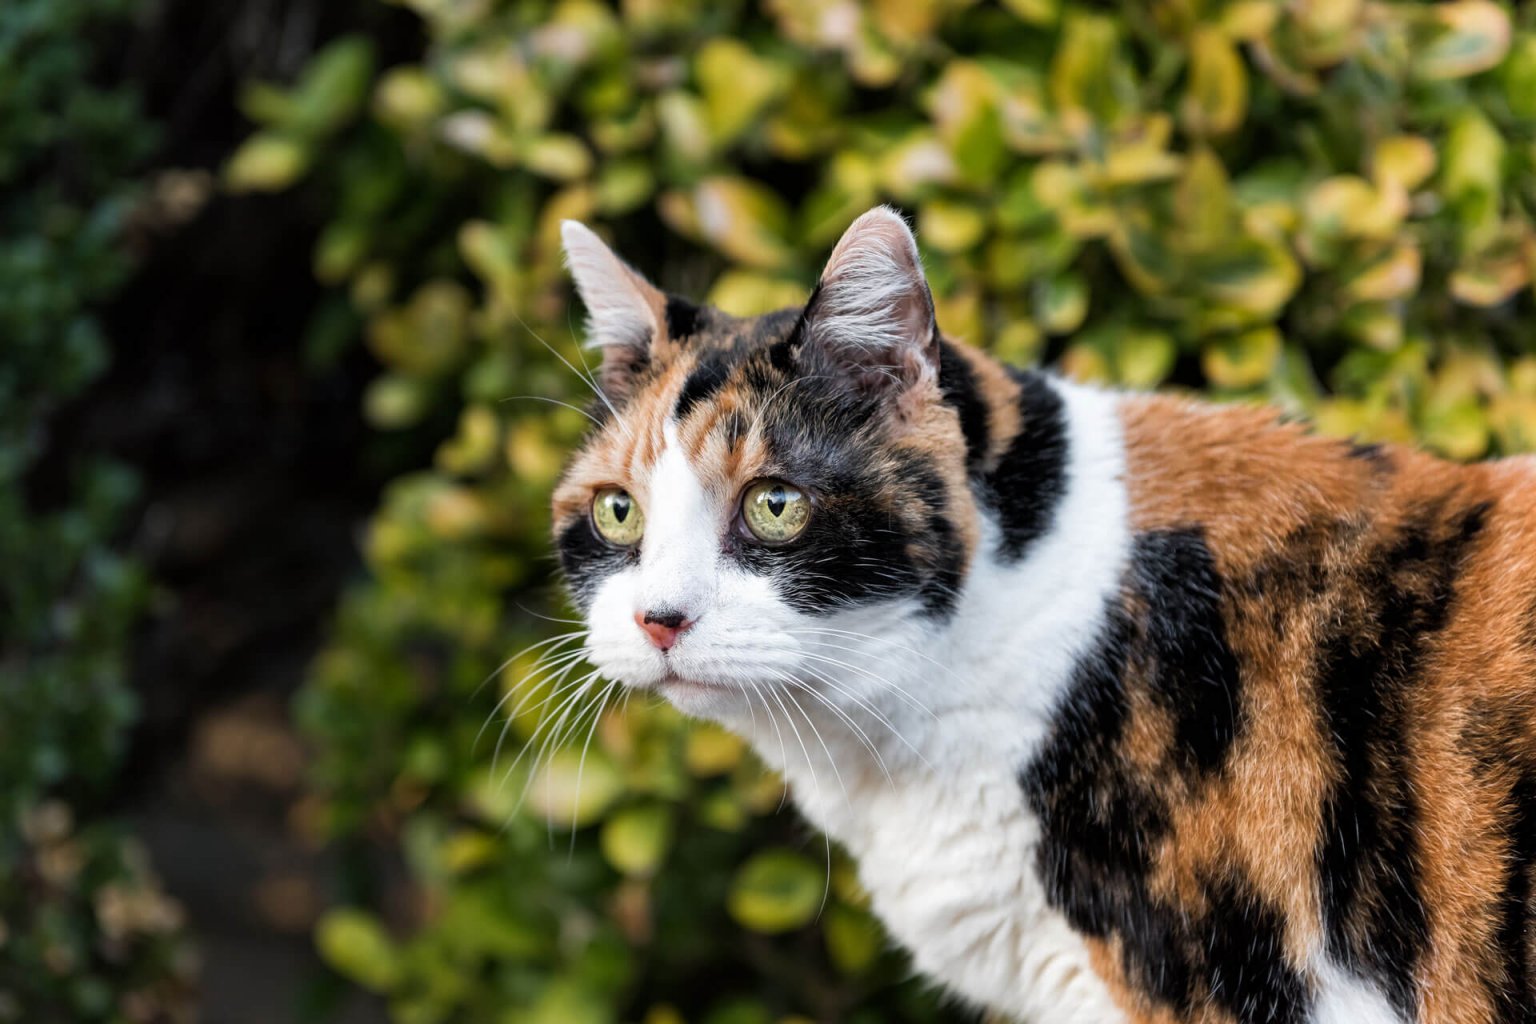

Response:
(11, 0), (1536, 1020)
(1, 0), (194, 1019)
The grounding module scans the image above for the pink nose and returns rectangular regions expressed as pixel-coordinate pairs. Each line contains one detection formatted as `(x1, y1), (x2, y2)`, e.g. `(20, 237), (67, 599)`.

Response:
(636, 609), (693, 651)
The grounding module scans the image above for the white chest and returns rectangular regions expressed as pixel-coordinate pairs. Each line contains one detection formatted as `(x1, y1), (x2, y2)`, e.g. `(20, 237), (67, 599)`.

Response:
(794, 749), (1129, 1024)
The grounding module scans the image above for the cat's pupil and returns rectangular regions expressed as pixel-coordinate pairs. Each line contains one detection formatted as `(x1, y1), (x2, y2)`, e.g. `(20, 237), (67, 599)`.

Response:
(613, 496), (629, 522)
(766, 488), (786, 518)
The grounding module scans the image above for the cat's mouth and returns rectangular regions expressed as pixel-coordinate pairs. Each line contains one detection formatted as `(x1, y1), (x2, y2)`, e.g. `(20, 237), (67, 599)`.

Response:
(658, 672), (729, 693)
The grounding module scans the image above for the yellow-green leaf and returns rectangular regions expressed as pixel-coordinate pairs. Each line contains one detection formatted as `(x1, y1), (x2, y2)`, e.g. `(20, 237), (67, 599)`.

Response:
(316, 909), (401, 992)
(1115, 329), (1177, 388)
(727, 850), (825, 934)
(1371, 135), (1436, 193)
(919, 198), (987, 253)
(1499, 34), (1536, 118)
(524, 747), (623, 828)
(224, 134), (309, 193)
(1181, 28), (1247, 136)
(1034, 272), (1089, 334)
(707, 271), (808, 317)
(1050, 13), (1129, 136)
(1421, 398), (1489, 460)
(526, 134), (593, 181)
(688, 177), (794, 269)
(685, 724), (746, 776)
(824, 904), (884, 974)
(1202, 327), (1281, 388)
(697, 38), (786, 144)
(1413, 1), (1511, 82)
(601, 804), (674, 877)
(1347, 243), (1421, 302)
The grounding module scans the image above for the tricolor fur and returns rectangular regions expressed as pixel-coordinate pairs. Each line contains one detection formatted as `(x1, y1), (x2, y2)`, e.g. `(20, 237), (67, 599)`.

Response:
(551, 209), (1536, 1024)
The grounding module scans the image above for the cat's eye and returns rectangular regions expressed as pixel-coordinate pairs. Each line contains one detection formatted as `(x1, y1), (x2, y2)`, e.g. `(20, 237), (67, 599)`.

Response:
(741, 480), (811, 545)
(592, 487), (644, 546)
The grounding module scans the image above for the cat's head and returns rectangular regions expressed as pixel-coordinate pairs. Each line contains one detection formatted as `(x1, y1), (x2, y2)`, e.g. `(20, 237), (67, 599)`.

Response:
(551, 208), (980, 720)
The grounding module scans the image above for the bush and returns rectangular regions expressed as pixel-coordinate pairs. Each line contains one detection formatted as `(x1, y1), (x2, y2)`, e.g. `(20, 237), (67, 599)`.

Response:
(238, 1), (1536, 1020)
(1, 0), (194, 1019)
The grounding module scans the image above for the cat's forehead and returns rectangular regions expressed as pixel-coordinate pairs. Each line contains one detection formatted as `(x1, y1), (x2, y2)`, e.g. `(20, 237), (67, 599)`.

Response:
(553, 307), (806, 508)
(665, 303), (801, 355)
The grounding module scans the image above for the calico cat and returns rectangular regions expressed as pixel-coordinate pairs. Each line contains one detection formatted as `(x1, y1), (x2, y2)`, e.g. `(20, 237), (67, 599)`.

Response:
(551, 206), (1536, 1024)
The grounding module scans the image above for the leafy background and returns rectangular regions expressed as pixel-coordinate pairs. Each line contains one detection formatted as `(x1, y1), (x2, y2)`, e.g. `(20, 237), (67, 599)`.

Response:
(10, 0), (1536, 1021)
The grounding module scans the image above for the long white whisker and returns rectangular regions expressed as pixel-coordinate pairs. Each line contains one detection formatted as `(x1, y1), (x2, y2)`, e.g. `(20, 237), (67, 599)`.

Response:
(768, 676), (838, 919)
(789, 668), (896, 786)
(512, 312), (629, 435)
(794, 647), (937, 721)
(490, 653), (594, 776)
(745, 679), (792, 812)
(500, 394), (605, 428)
(569, 678), (621, 854)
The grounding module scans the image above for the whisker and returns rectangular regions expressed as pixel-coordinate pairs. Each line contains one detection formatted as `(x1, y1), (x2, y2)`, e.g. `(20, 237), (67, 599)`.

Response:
(568, 678), (621, 855)
(511, 312), (629, 436)
(784, 670), (894, 788)
(499, 394), (606, 429)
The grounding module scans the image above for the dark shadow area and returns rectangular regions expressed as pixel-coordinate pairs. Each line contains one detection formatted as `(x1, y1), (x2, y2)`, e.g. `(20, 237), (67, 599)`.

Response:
(46, 0), (423, 1019)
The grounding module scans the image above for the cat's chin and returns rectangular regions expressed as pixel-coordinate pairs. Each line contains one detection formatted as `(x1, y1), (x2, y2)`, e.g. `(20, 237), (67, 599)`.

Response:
(654, 672), (747, 718)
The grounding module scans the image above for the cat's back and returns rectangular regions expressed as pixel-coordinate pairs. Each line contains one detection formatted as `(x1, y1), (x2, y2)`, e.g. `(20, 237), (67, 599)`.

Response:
(1059, 388), (1536, 1022)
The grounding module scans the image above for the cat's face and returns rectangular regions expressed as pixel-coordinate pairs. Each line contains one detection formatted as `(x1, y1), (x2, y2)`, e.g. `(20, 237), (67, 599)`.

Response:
(551, 209), (979, 721)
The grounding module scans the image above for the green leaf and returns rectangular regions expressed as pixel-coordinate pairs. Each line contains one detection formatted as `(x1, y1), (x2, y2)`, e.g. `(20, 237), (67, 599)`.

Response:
(1050, 13), (1130, 135)
(524, 746), (623, 828)
(1498, 34), (1536, 118)
(316, 909), (401, 992)
(696, 38), (786, 144)
(824, 904), (884, 974)
(727, 850), (825, 933)
(919, 197), (987, 253)
(223, 133), (309, 193)
(1033, 271), (1089, 334)
(1202, 327), (1282, 388)
(1181, 28), (1247, 136)
(600, 804), (674, 877)
(287, 36), (376, 138)
(1412, 1), (1511, 82)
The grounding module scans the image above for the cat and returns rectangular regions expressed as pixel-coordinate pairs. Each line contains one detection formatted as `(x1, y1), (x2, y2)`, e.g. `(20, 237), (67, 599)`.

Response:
(551, 206), (1536, 1024)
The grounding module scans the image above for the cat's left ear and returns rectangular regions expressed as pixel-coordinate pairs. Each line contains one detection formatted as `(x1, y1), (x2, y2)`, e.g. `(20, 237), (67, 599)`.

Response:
(798, 206), (939, 398)
(561, 220), (667, 398)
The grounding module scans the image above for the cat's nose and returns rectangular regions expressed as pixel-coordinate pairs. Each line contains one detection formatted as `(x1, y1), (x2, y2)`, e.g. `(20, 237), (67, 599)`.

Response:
(635, 608), (694, 651)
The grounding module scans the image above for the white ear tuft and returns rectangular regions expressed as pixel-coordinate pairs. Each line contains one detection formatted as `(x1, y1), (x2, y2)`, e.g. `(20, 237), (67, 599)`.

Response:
(802, 206), (938, 392)
(560, 220), (662, 351)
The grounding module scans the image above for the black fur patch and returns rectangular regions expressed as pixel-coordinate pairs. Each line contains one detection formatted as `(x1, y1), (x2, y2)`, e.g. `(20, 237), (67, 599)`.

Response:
(665, 295), (702, 340)
(674, 356), (731, 420)
(1312, 500), (1489, 1016)
(556, 517), (637, 608)
(1460, 702), (1536, 1022)
(987, 371), (1068, 562)
(1496, 771), (1536, 1023)
(1134, 530), (1244, 774)
(1022, 528), (1303, 1023)
(936, 338), (990, 472)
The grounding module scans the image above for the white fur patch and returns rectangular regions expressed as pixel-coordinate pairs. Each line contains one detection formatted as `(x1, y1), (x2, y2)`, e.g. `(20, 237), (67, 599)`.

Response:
(1310, 959), (1406, 1024)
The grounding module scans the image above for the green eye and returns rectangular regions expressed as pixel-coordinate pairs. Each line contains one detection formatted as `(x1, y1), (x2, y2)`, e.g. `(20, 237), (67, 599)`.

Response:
(741, 480), (811, 544)
(592, 488), (644, 546)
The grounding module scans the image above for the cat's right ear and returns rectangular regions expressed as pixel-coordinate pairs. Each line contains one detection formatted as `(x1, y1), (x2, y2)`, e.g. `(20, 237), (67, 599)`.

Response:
(561, 220), (666, 399)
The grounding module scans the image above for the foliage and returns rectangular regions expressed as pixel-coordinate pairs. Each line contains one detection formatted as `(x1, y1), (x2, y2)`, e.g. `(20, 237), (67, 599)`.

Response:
(0, 0), (193, 1018)
(239, 0), (1536, 1020)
